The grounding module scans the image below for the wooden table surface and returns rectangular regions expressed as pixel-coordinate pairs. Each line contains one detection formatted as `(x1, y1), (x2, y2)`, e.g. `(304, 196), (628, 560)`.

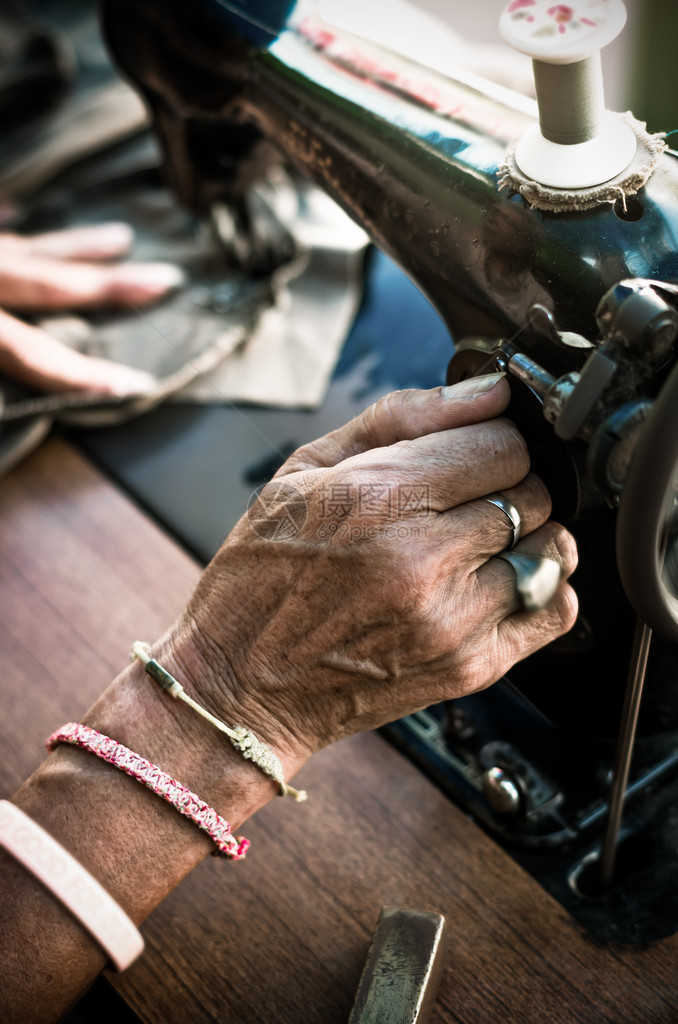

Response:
(2, 437), (677, 1024)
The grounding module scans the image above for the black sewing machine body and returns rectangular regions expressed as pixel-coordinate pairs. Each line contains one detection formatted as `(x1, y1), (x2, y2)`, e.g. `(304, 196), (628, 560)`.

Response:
(100, 0), (678, 942)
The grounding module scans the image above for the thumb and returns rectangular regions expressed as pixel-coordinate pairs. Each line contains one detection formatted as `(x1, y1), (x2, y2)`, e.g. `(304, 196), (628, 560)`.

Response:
(278, 373), (509, 475)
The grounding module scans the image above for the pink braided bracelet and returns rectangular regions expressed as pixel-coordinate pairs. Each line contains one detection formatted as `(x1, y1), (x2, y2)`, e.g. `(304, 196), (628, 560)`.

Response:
(47, 723), (249, 860)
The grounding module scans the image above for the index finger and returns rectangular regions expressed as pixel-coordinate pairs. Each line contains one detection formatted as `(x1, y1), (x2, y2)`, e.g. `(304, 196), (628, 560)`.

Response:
(344, 415), (531, 511)
(1, 223), (135, 262)
(0, 253), (184, 311)
(276, 374), (509, 476)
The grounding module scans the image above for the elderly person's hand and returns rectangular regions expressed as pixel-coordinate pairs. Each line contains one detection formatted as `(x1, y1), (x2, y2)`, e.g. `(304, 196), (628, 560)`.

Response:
(3, 375), (578, 1021)
(152, 374), (577, 783)
(0, 222), (183, 395)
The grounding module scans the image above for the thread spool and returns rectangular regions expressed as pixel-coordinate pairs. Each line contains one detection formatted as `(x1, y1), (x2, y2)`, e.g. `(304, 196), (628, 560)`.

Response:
(499, 1), (636, 189)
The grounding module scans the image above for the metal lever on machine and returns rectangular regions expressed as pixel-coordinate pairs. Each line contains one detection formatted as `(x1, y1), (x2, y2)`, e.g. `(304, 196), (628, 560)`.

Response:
(348, 907), (447, 1024)
(499, 0), (636, 188)
(506, 346), (617, 442)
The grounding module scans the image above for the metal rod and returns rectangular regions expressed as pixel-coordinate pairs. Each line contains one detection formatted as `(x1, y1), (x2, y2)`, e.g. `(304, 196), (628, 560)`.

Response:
(599, 617), (653, 890)
(507, 352), (556, 397)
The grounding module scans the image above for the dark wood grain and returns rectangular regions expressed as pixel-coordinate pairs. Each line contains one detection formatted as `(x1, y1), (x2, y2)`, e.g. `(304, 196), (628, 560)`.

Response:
(1, 438), (676, 1024)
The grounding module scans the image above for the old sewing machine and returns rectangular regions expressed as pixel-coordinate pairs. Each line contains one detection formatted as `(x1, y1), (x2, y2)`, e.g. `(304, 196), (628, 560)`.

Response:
(98, 0), (678, 943)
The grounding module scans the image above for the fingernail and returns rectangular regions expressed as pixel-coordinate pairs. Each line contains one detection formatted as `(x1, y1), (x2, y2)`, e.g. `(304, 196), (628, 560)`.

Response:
(105, 366), (157, 398)
(87, 223), (135, 252)
(115, 262), (186, 296)
(441, 372), (506, 398)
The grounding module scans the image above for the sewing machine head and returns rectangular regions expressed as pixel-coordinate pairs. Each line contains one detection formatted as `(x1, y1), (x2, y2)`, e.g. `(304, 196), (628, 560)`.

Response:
(99, 0), (678, 942)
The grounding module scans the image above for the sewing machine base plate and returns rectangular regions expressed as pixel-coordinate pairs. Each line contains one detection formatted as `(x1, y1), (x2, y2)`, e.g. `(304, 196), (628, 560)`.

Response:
(385, 689), (678, 945)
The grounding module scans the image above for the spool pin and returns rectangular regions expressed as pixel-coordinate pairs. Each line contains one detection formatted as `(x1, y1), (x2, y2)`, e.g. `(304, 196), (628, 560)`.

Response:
(499, 1), (636, 189)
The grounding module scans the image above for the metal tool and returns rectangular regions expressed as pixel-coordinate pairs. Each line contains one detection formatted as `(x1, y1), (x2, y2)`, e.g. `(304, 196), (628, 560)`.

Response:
(348, 907), (447, 1024)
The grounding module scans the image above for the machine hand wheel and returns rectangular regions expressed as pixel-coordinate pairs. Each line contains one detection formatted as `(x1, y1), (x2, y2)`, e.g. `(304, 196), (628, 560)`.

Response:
(617, 359), (678, 643)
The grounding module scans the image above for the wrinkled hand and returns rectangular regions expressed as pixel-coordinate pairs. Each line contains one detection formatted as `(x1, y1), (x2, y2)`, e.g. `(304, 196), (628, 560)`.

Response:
(165, 376), (578, 775)
(0, 223), (183, 396)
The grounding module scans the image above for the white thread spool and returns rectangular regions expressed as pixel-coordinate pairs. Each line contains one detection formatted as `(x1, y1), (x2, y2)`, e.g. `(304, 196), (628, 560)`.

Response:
(499, 1), (636, 188)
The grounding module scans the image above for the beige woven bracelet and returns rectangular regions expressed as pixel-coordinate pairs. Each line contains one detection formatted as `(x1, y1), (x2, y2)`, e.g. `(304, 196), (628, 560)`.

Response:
(130, 642), (307, 802)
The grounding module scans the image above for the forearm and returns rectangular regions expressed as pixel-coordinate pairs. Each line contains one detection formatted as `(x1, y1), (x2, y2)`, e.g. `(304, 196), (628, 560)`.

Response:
(0, 627), (298, 1024)
(0, 380), (579, 1022)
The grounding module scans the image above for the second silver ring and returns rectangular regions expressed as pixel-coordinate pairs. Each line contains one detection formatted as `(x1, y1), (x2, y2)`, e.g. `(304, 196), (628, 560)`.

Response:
(481, 492), (522, 549)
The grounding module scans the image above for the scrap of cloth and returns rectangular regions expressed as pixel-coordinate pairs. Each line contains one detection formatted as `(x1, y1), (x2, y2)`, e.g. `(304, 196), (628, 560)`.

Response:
(0, 161), (368, 469)
(0, 76), (367, 431)
(36, 166), (368, 422)
(0, 0), (368, 471)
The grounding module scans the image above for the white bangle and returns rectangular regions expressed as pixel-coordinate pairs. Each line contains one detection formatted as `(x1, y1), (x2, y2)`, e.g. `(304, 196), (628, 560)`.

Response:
(0, 800), (144, 971)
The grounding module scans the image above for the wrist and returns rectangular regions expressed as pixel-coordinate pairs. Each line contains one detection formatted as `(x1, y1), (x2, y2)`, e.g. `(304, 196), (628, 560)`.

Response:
(153, 616), (314, 783)
(85, 634), (285, 831)
(7, 624), (300, 972)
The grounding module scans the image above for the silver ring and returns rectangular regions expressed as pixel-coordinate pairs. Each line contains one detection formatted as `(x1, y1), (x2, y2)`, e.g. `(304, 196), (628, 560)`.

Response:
(496, 551), (562, 612)
(481, 493), (522, 549)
